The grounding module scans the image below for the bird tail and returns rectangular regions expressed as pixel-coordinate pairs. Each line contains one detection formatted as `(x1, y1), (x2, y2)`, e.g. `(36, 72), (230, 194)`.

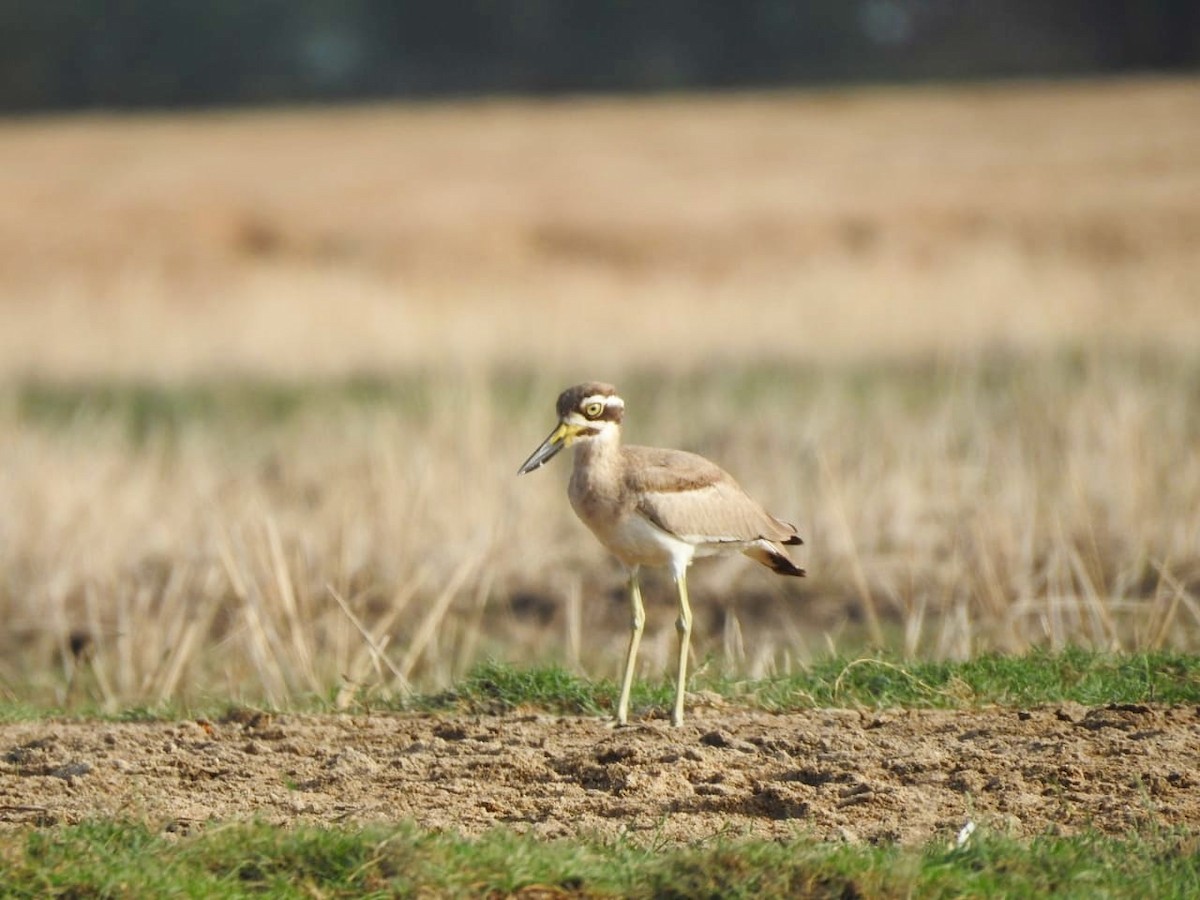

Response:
(743, 540), (806, 577)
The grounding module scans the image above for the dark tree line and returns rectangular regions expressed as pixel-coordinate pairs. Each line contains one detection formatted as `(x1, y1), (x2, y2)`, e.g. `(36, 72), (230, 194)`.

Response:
(1, 1), (1197, 112)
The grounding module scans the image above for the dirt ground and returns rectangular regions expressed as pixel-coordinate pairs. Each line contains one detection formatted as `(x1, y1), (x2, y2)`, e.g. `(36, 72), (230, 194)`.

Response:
(2, 703), (1198, 845)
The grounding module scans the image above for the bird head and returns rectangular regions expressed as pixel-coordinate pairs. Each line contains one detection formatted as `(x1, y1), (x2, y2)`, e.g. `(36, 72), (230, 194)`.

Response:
(517, 382), (625, 475)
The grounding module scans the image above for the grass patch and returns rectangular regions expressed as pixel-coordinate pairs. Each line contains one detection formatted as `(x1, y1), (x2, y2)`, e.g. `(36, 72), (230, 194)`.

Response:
(0, 820), (1196, 899)
(12, 349), (1196, 438)
(750, 647), (1200, 710)
(435, 661), (611, 717)
(2, 650), (1198, 724)
(10, 374), (441, 442)
(416, 649), (1200, 719)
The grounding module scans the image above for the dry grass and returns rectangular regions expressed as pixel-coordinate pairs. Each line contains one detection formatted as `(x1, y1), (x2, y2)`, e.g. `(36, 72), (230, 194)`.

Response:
(0, 77), (1198, 707)
(2, 77), (1198, 377)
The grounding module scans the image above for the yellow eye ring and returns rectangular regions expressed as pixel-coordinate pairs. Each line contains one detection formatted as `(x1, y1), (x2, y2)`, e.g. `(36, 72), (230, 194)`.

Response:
(583, 401), (604, 419)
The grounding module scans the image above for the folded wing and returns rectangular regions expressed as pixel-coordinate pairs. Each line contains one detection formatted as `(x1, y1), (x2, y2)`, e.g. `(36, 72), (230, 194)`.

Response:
(623, 445), (801, 547)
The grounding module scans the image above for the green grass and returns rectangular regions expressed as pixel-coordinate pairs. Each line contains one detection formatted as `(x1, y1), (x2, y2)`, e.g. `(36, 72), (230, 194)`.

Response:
(3, 649), (1198, 723)
(425, 648), (1200, 719)
(11, 348), (1197, 440)
(1, 819), (1197, 899)
(9, 374), (438, 442)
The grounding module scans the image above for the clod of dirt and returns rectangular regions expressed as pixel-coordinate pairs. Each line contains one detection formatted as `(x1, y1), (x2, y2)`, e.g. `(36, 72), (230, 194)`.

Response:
(700, 730), (733, 748)
(50, 762), (91, 781)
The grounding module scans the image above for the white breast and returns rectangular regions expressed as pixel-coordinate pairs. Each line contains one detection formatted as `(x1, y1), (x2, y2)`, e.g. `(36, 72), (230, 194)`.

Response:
(578, 504), (697, 577)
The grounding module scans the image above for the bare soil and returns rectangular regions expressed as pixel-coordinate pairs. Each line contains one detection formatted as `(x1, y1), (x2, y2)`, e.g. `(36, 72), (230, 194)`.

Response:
(3, 703), (1199, 845)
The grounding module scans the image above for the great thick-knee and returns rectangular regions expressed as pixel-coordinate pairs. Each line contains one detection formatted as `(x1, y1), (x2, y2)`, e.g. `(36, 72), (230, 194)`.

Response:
(518, 382), (805, 727)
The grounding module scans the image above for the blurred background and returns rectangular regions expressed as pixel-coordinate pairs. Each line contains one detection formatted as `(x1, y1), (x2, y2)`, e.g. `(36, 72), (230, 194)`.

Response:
(3, 1), (1199, 111)
(0, 3), (1198, 709)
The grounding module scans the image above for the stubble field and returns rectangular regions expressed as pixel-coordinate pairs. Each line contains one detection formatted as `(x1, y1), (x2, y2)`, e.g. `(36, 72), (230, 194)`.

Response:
(1, 78), (1199, 871)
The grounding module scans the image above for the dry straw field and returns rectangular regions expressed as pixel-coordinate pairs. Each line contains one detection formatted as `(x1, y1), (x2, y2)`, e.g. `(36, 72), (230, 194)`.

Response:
(0, 77), (1198, 709)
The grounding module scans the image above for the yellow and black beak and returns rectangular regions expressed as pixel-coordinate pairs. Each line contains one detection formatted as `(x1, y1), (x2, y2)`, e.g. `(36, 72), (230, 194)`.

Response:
(517, 421), (575, 475)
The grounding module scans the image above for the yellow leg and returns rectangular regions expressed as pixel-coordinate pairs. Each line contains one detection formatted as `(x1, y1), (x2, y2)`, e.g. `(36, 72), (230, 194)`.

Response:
(672, 571), (693, 727)
(616, 569), (645, 725)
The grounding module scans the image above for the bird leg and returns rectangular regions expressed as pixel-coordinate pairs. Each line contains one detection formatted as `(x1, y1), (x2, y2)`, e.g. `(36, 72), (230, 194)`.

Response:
(672, 571), (693, 727)
(616, 568), (645, 725)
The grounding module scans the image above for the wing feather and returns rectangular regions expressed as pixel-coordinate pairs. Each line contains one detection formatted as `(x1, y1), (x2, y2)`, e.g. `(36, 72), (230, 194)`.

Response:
(622, 445), (799, 545)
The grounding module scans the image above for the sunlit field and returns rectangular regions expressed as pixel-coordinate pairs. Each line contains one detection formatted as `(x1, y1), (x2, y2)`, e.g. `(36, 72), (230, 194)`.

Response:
(1, 77), (1198, 709)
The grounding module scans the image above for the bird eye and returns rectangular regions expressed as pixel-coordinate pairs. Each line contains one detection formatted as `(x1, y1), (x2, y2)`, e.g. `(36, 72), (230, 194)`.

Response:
(583, 401), (604, 419)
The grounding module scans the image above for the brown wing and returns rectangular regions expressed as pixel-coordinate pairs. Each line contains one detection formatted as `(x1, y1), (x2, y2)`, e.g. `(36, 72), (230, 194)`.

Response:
(622, 445), (799, 545)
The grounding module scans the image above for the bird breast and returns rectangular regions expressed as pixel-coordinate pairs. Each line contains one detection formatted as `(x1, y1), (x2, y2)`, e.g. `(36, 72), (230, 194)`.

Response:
(567, 446), (690, 570)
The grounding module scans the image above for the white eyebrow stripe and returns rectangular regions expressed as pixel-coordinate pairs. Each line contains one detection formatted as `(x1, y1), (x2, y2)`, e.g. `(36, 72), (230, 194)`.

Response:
(581, 394), (623, 409)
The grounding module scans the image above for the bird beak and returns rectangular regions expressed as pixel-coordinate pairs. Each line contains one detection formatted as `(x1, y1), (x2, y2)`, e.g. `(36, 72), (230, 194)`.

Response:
(517, 421), (573, 475)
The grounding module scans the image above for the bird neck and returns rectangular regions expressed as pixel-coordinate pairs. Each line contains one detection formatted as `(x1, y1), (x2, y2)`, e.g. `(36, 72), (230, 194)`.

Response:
(571, 427), (623, 487)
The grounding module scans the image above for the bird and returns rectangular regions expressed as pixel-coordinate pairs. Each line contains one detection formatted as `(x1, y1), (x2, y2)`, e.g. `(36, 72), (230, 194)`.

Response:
(517, 382), (805, 727)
